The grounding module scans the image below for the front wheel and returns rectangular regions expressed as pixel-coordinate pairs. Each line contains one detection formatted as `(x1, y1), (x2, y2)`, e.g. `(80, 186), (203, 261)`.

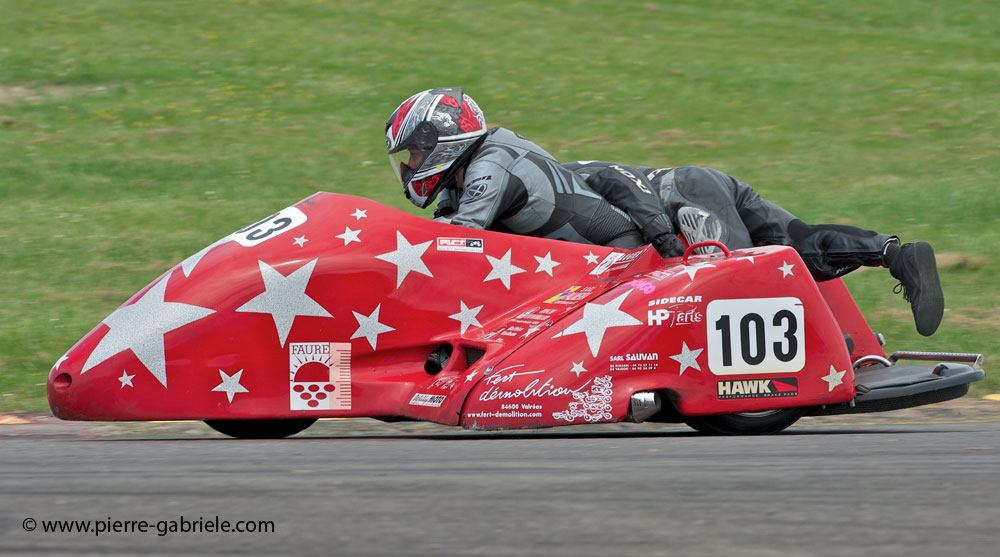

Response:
(684, 408), (806, 435)
(204, 418), (317, 439)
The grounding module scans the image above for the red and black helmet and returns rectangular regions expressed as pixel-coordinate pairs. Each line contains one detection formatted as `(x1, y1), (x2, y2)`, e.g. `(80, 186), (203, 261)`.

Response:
(385, 87), (488, 208)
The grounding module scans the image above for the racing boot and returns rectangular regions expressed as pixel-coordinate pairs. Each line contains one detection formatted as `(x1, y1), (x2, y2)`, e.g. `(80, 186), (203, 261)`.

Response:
(883, 241), (944, 336)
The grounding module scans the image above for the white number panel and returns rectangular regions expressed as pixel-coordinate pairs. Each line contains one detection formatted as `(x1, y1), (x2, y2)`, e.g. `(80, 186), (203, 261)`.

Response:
(230, 206), (307, 247)
(706, 297), (805, 375)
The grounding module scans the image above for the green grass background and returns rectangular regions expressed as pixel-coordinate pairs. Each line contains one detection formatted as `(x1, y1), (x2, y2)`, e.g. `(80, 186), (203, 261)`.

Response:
(2, 0), (997, 412)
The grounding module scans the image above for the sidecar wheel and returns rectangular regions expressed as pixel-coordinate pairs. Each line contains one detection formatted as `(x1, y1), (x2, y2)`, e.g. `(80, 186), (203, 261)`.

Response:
(684, 408), (806, 435)
(204, 418), (317, 439)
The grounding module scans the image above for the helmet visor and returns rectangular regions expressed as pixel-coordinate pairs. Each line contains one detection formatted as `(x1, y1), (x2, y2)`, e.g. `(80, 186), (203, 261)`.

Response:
(388, 146), (426, 188)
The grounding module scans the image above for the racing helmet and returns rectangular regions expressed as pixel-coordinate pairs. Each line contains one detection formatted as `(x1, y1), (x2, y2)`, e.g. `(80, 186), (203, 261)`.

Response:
(385, 87), (488, 208)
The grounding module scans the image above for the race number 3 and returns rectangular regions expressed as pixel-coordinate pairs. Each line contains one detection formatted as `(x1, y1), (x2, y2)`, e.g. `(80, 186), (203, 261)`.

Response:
(230, 206), (307, 247)
(706, 297), (805, 375)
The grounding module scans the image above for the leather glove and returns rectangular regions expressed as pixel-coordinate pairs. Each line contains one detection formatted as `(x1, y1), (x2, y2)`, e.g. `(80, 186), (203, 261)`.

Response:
(651, 233), (686, 259)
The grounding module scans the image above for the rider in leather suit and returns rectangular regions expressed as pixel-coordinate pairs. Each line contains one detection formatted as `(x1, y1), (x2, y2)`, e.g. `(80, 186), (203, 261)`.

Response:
(385, 87), (943, 336)
(565, 161), (943, 336)
(385, 87), (642, 249)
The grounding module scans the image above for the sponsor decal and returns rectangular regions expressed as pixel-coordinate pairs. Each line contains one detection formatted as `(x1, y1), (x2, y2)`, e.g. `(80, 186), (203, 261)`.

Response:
(589, 251), (643, 275)
(430, 375), (461, 391)
(481, 325), (526, 339)
(717, 378), (799, 400)
(649, 295), (703, 306)
(436, 237), (484, 253)
(609, 353), (659, 373)
(507, 306), (557, 326)
(626, 278), (656, 294)
(644, 269), (679, 281)
(465, 179), (490, 199)
(465, 403), (543, 420)
(479, 306), (554, 340)
(477, 365), (590, 402)
(409, 393), (447, 407)
(553, 375), (614, 423)
(647, 305), (704, 326)
(544, 285), (597, 304)
(289, 342), (351, 410)
(608, 164), (652, 194)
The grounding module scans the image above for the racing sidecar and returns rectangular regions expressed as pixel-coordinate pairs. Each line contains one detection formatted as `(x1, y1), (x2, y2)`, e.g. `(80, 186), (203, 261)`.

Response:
(47, 193), (985, 437)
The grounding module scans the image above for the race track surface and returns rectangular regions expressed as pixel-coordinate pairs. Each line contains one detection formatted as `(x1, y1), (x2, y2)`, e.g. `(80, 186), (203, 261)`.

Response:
(2, 399), (999, 556)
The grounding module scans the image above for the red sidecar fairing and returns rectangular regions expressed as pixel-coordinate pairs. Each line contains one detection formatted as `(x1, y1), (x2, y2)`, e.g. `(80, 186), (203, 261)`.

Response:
(48, 192), (866, 427)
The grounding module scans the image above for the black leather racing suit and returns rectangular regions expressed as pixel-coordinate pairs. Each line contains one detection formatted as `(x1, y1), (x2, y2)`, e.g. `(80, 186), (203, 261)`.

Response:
(434, 128), (643, 249)
(563, 161), (895, 281)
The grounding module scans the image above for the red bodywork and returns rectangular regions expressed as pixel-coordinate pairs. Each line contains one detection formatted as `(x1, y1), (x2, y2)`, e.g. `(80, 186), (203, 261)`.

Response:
(48, 193), (868, 429)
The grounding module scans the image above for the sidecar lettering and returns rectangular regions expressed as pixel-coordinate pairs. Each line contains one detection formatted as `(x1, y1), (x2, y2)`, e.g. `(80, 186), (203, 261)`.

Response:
(648, 295), (703, 306)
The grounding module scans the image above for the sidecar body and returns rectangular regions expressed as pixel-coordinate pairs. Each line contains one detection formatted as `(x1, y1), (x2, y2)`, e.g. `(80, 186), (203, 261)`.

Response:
(47, 193), (985, 436)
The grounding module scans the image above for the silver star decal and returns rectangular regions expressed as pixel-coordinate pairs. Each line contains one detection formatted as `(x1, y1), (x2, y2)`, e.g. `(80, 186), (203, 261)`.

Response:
(375, 231), (433, 287)
(350, 304), (395, 350)
(293, 235), (309, 247)
(779, 261), (795, 278)
(212, 369), (249, 403)
(682, 262), (716, 280)
(449, 300), (484, 334)
(236, 258), (333, 348)
(570, 361), (588, 378)
(351, 208), (368, 220)
(53, 354), (69, 371)
(336, 226), (361, 246)
(583, 251), (600, 265)
(118, 371), (135, 388)
(483, 249), (526, 290)
(553, 290), (642, 357)
(81, 276), (215, 387)
(822, 365), (847, 392)
(737, 256), (755, 264)
(180, 237), (232, 277)
(533, 251), (561, 276)
(670, 342), (703, 375)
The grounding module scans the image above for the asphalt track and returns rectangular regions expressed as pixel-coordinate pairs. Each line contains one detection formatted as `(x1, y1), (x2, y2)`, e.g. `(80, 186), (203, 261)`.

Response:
(2, 402), (999, 556)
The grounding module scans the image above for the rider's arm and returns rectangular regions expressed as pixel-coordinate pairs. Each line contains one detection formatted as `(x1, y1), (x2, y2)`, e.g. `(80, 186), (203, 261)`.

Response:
(447, 160), (513, 230)
(583, 164), (685, 258)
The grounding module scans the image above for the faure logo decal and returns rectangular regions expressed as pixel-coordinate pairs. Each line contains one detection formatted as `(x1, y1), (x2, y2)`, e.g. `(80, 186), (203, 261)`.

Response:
(436, 237), (484, 253)
(717, 378), (798, 400)
(289, 342), (352, 410)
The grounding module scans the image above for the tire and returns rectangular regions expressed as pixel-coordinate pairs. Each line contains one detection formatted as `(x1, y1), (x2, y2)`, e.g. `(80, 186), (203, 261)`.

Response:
(204, 418), (317, 439)
(683, 408), (806, 435)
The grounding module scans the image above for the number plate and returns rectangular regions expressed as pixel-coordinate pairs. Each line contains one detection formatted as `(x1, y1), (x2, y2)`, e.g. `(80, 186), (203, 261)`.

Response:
(706, 297), (805, 375)
(230, 206), (307, 247)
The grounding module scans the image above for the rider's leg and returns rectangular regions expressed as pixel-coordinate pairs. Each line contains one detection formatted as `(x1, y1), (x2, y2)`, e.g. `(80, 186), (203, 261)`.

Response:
(785, 220), (943, 336)
(724, 172), (944, 337)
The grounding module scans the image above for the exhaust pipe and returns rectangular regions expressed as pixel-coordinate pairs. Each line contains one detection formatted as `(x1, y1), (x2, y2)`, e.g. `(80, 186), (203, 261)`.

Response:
(629, 392), (661, 423)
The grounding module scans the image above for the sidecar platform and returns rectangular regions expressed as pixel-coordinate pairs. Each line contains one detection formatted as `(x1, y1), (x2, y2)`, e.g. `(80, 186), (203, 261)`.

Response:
(807, 352), (985, 415)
